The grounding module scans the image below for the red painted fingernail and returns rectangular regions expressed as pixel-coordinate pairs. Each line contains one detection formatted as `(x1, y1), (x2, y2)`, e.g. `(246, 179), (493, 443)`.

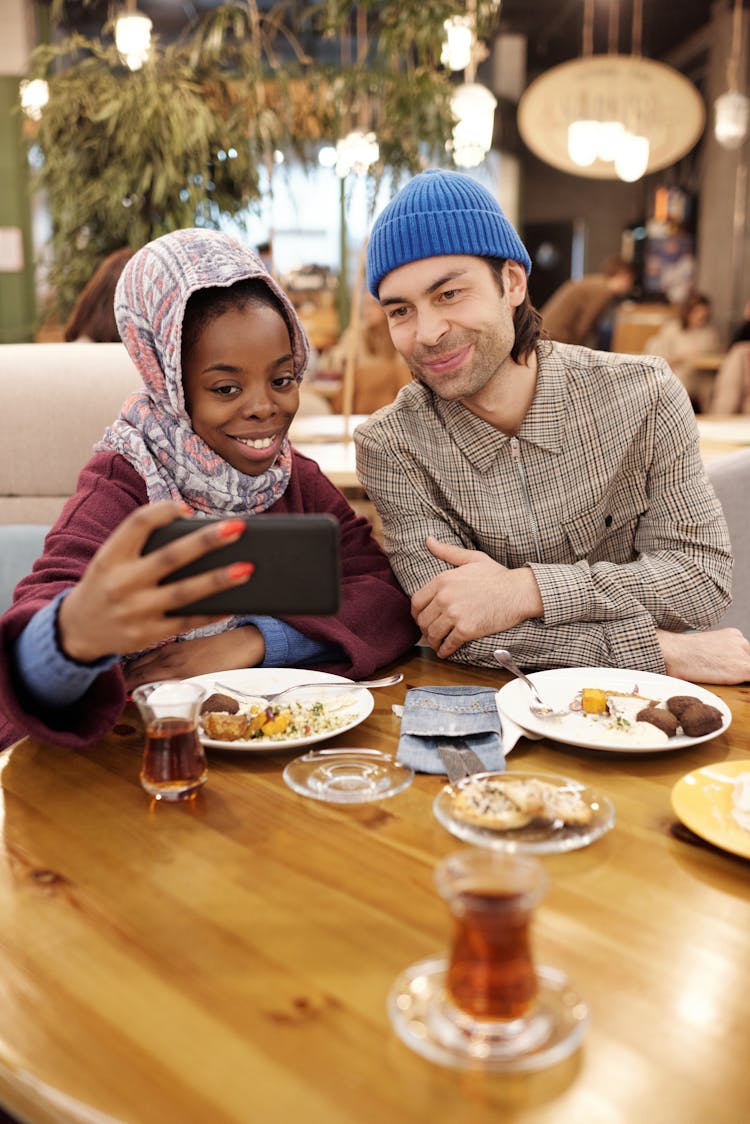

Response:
(218, 519), (246, 539)
(228, 562), (254, 581)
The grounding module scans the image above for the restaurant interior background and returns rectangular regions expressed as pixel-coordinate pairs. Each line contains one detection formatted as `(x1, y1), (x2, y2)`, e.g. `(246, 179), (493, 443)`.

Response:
(1, 0), (748, 351)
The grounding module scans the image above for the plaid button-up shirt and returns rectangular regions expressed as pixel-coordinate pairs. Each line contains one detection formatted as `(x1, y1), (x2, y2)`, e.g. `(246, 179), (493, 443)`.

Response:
(355, 343), (732, 673)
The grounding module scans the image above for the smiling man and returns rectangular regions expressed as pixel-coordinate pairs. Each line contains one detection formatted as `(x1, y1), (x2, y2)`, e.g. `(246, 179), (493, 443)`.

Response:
(354, 169), (750, 685)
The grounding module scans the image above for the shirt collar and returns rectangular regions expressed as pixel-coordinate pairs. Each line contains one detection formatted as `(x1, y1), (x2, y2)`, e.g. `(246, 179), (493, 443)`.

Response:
(431, 344), (567, 470)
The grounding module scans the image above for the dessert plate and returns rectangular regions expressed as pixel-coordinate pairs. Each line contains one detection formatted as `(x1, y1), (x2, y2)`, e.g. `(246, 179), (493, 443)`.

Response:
(671, 759), (750, 860)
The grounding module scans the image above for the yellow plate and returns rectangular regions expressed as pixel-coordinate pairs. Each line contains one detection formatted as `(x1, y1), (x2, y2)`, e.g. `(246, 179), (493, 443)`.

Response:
(671, 760), (750, 860)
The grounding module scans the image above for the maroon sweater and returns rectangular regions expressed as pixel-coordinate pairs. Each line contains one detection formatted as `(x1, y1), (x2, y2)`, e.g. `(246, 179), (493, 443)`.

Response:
(0, 450), (418, 749)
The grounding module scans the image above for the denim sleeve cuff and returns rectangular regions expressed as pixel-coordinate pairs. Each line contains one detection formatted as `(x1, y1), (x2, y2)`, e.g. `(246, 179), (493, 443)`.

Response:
(16, 590), (119, 708)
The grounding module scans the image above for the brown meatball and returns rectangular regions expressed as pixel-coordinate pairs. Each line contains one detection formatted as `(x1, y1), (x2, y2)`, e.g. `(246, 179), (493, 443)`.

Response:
(666, 695), (699, 721)
(201, 691), (240, 715)
(636, 706), (679, 737)
(678, 702), (724, 737)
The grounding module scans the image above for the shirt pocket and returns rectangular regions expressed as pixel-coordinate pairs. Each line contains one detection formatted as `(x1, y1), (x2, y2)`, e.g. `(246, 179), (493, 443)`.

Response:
(562, 478), (649, 564)
(474, 526), (511, 566)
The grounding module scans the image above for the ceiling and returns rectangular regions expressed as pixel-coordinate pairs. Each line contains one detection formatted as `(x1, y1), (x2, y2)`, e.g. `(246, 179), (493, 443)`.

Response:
(54, 1), (718, 83)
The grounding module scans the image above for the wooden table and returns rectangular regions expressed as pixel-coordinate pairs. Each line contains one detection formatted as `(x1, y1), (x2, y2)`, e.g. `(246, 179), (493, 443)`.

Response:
(1, 649), (749, 1124)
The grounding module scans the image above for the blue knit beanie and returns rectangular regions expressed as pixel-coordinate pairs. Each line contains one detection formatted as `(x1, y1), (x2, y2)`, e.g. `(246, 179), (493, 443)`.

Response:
(366, 169), (532, 296)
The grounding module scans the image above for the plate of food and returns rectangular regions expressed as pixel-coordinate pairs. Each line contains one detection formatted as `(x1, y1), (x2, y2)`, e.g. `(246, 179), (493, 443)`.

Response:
(184, 669), (375, 752)
(496, 668), (731, 754)
(433, 770), (615, 854)
(671, 759), (750, 860)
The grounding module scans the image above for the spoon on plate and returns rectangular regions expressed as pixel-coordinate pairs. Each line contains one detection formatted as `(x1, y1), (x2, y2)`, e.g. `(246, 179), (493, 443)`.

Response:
(493, 649), (568, 718)
(213, 672), (403, 706)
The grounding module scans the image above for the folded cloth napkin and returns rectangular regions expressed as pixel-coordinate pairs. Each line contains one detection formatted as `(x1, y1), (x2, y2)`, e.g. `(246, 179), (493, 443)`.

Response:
(396, 685), (505, 775)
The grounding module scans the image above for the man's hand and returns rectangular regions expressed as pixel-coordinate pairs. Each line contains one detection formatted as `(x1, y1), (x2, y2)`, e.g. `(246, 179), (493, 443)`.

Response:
(124, 626), (266, 690)
(410, 536), (544, 658)
(657, 628), (750, 685)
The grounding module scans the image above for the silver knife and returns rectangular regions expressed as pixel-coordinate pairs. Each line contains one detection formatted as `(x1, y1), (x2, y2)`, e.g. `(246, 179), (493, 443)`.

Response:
(436, 740), (488, 783)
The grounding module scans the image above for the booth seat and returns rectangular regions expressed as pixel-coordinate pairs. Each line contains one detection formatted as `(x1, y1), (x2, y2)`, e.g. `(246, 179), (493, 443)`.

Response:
(0, 342), (143, 524)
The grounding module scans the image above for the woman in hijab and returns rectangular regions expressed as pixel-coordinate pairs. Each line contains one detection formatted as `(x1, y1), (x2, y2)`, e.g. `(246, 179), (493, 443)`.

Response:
(0, 229), (418, 749)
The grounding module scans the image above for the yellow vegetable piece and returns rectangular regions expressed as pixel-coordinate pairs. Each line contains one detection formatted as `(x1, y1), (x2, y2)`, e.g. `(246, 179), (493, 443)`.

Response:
(261, 711), (292, 737)
(248, 711), (267, 735)
(581, 688), (608, 715)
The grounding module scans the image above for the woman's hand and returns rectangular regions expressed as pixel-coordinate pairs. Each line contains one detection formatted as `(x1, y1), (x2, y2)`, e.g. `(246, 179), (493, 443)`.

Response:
(58, 501), (253, 665)
(124, 626), (266, 690)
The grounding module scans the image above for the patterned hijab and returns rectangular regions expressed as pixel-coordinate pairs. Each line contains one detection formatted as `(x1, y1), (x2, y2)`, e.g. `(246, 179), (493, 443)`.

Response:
(97, 228), (310, 515)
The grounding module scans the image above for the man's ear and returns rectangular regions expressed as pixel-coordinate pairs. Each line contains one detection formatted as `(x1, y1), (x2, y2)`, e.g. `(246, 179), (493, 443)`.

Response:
(505, 260), (528, 309)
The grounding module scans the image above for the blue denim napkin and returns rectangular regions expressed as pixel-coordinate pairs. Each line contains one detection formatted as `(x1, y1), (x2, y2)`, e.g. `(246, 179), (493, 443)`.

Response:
(396, 685), (505, 775)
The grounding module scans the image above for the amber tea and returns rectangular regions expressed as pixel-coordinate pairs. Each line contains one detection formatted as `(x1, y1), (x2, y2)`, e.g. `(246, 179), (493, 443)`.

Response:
(132, 681), (208, 801)
(435, 850), (548, 1023)
(140, 717), (207, 800)
(446, 887), (538, 1019)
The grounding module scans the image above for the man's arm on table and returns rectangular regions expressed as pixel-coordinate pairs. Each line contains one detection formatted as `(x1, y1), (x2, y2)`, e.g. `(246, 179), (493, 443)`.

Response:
(355, 408), (748, 683)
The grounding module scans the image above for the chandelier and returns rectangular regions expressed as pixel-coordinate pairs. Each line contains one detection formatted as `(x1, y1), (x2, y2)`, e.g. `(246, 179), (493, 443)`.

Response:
(517, 0), (705, 182)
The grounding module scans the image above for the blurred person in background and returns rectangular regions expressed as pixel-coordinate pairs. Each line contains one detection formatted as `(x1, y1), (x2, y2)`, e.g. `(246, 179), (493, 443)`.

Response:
(729, 297), (750, 346)
(539, 255), (635, 348)
(63, 247), (135, 342)
(709, 343), (750, 415)
(325, 290), (412, 414)
(644, 293), (720, 412)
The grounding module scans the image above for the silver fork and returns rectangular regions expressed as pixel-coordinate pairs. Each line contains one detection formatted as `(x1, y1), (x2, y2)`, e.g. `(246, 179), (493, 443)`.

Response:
(493, 649), (568, 718)
(213, 672), (403, 705)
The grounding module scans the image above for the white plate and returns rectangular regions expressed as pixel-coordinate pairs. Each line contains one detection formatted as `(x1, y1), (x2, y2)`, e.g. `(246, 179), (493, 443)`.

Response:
(496, 667), (731, 754)
(184, 668), (374, 753)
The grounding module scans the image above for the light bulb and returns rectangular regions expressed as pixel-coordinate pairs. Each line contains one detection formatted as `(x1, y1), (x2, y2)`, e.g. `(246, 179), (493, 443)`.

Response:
(441, 17), (474, 72)
(450, 83), (497, 167)
(714, 90), (750, 149)
(567, 120), (599, 167)
(614, 131), (650, 182)
(115, 10), (152, 71)
(19, 78), (49, 121)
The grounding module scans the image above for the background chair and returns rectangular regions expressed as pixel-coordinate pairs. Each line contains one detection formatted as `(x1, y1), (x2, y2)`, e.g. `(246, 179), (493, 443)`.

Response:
(0, 525), (50, 614)
(707, 448), (750, 637)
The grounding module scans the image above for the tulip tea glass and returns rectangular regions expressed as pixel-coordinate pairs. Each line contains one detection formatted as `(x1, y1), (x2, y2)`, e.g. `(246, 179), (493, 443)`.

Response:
(132, 681), (208, 801)
(387, 849), (588, 1071)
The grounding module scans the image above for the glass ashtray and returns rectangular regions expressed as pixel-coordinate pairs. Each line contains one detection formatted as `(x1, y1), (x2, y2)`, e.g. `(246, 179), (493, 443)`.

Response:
(282, 748), (414, 804)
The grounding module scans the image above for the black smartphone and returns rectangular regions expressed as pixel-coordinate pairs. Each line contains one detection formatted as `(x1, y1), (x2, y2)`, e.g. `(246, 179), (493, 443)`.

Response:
(141, 513), (341, 616)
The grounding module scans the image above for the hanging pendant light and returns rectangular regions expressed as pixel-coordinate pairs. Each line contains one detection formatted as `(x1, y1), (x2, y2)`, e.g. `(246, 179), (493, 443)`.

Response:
(450, 82), (497, 168)
(115, 2), (153, 71)
(441, 16), (475, 72)
(335, 130), (379, 178)
(19, 78), (49, 121)
(714, 0), (749, 150)
(518, 0), (704, 181)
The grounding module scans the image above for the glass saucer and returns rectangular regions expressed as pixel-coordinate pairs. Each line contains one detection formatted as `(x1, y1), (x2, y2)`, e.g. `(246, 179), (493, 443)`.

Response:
(433, 770), (615, 854)
(282, 748), (414, 804)
(388, 956), (588, 1072)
